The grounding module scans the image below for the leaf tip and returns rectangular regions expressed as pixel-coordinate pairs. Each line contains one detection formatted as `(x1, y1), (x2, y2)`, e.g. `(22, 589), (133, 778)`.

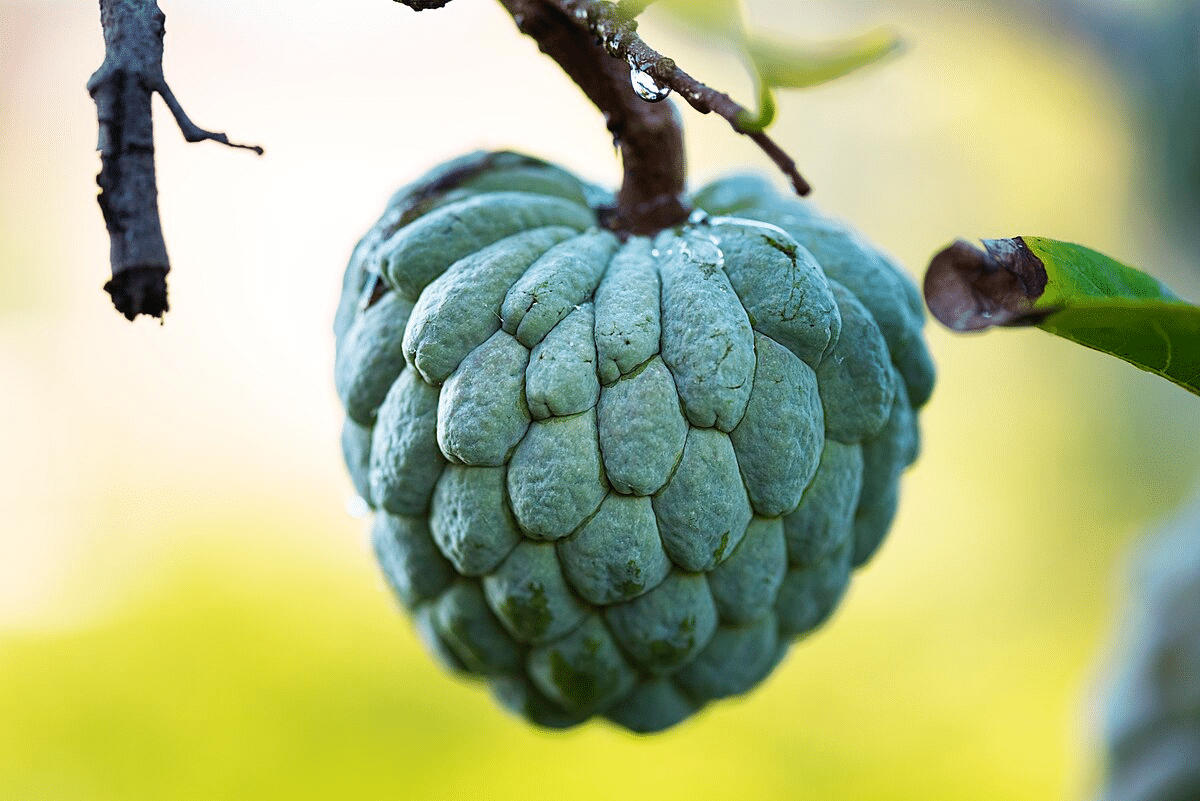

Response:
(924, 237), (1048, 331)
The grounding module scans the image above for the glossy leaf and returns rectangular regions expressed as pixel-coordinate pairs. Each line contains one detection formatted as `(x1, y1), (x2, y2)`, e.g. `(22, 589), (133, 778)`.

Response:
(737, 30), (902, 131)
(925, 236), (1200, 396)
(746, 29), (903, 89)
(655, 0), (741, 38)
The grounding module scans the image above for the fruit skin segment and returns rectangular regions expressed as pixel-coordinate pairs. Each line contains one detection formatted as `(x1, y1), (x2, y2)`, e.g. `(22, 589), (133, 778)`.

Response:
(657, 230), (757, 433)
(334, 150), (934, 732)
(596, 357), (687, 496)
(1098, 499), (1200, 801)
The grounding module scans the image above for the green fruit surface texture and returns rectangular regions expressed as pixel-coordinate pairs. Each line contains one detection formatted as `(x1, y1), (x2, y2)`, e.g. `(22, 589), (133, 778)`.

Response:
(1099, 498), (1200, 801)
(334, 151), (935, 732)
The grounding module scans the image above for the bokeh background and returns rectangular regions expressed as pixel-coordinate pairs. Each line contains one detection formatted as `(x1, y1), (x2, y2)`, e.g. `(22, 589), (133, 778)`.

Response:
(2, 1), (1199, 799)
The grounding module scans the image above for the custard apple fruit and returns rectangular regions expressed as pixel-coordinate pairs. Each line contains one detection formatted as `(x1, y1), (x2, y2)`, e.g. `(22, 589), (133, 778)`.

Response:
(333, 151), (934, 732)
(1099, 497), (1200, 801)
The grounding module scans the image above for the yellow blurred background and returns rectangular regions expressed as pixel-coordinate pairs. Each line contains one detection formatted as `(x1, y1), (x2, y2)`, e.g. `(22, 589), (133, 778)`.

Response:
(2, 1), (1198, 799)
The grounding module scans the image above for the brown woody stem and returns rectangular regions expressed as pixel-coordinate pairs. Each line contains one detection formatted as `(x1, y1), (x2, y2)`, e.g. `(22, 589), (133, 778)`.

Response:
(564, 0), (810, 195)
(402, 0), (811, 225)
(497, 0), (690, 235)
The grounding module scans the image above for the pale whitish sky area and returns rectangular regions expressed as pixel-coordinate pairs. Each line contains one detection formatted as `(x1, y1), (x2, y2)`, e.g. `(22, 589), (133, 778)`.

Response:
(1, 0), (1198, 645)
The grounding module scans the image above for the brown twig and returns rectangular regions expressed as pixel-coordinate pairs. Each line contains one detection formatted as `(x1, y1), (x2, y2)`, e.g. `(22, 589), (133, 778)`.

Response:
(554, 0), (811, 195)
(411, 0), (809, 219)
(89, 0), (262, 321)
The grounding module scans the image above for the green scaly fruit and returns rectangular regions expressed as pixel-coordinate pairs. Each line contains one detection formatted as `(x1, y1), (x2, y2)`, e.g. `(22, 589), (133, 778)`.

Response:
(334, 150), (934, 732)
(1099, 497), (1200, 801)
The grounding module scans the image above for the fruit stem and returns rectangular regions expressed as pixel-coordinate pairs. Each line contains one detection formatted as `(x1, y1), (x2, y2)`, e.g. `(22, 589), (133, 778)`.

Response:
(497, 0), (691, 235)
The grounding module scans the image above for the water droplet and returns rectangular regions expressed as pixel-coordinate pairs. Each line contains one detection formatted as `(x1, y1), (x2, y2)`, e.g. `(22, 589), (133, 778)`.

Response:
(630, 68), (671, 102)
(680, 236), (723, 267)
(650, 249), (661, 258)
(687, 208), (710, 226)
(346, 495), (371, 519)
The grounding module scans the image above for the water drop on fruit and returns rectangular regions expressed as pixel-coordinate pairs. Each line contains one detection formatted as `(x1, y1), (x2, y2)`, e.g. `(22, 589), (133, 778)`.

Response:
(346, 494), (370, 519)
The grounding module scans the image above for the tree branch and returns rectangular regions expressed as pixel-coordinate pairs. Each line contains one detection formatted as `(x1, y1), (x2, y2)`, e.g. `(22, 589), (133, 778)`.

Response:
(398, 0), (809, 224)
(89, 0), (262, 321)
(498, 0), (690, 234)
(556, 0), (811, 196)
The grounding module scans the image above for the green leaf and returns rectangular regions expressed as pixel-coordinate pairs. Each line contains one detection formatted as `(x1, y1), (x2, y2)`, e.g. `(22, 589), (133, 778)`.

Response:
(1020, 236), (1179, 307)
(655, 0), (742, 38)
(735, 30), (902, 132)
(656, 0), (901, 132)
(925, 237), (1200, 396)
(745, 29), (903, 90)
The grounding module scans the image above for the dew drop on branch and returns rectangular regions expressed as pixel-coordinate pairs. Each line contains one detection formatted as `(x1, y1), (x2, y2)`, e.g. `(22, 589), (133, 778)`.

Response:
(630, 68), (671, 102)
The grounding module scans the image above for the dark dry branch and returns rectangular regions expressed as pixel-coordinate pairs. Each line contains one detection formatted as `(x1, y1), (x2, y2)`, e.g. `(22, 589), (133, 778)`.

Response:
(89, 0), (262, 321)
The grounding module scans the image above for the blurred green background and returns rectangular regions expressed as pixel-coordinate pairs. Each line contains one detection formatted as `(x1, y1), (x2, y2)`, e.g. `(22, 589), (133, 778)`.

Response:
(2, 1), (1198, 799)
